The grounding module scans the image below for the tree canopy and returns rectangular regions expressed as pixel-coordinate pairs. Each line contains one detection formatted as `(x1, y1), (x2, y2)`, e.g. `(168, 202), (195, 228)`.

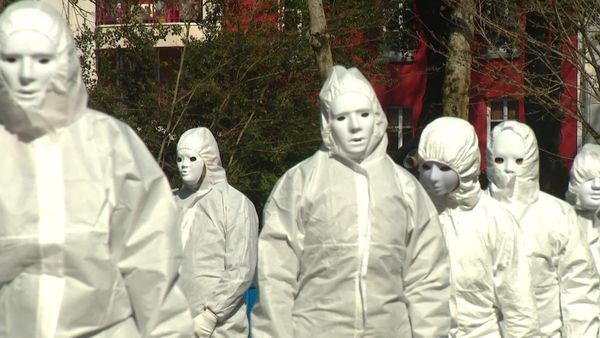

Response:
(68, 0), (600, 204)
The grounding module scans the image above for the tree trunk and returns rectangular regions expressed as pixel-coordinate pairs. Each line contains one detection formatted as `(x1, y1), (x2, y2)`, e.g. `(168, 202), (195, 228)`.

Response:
(307, 0), (333, 81)
(442, 0), (474, 119)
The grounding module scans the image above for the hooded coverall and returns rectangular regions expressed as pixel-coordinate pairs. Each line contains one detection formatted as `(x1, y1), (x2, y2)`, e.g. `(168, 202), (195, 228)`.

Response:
(487, 120), (600, 337)
(174, 127), (258, 338)
(567, 143), (600, 276)
(251, 65), (451, 338)
(0, 1), (193, 337)
(419, 116), (539, 338)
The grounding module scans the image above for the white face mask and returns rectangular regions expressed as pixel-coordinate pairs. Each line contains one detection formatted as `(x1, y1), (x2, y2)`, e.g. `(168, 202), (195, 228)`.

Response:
(177, 149), (206, 188)
(329, 92), (375, 162)
(492, 130), (526, 177)
(0, 30), (58, 109)
(419, 161), (459, 196)
(578, 178), (600, 211)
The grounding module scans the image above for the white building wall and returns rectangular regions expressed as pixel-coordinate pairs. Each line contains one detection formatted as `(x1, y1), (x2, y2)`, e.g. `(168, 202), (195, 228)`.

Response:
(43, 0), (205, 81)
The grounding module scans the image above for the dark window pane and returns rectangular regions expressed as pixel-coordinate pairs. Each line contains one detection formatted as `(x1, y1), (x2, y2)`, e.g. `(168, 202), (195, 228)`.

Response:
(507, 100), (518, 119)
(95, 0), (202, 24)
(490, 101), (503, 120)
(402, 107), (413, 126)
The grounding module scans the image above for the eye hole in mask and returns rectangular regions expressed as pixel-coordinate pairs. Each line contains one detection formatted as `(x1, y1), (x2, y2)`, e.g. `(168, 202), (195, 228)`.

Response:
(494, 157), (523, 165)
(492, 130), (527, 175)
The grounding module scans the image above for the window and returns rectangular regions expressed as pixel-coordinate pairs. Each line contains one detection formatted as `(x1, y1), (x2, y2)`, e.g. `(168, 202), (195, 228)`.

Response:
(96, 49), (120, 86)
(157, 47), (183, 83)
(487, 98), (518, 141)
(96, 46), (182, 86)
(386, 106), (413, 151)
(280, 7), (303, 32)
(480, 1), (519, 59)
(379, 0), (418, 63)
(278, 0), (306, 32)
(96, 0), (203, 25)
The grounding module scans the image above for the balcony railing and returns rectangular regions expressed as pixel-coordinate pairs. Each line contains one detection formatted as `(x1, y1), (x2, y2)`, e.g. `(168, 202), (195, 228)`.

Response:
(96, 0), (202, 25)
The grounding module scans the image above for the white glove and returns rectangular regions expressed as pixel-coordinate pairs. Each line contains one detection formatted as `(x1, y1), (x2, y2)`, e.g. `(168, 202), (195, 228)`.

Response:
(193, 309), (218, 338)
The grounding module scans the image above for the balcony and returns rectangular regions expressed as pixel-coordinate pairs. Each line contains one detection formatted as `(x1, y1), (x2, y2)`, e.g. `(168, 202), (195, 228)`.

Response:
(96, 0), (203, 25)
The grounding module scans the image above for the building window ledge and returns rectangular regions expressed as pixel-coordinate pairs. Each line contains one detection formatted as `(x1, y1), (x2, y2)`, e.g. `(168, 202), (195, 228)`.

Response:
(378, 50), (415, 64)
(484, 47), (519, 60)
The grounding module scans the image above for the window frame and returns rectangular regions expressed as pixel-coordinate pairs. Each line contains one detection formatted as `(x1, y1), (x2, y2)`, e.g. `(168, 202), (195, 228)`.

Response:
(379, 1), (419, 64)
(95, 0), (204, 25)
(486, 97), (519, 143)
(385, 106), (413, 151)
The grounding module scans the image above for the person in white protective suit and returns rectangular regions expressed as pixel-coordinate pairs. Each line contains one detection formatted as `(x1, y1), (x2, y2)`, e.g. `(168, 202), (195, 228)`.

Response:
(0, 1), (193, 337)
(486, 120), (600, 337)
(567, 143), (600, 275)
(173, 127), (258, 338)
(250, 65), (451, 338)
(418, 116), (539, 337)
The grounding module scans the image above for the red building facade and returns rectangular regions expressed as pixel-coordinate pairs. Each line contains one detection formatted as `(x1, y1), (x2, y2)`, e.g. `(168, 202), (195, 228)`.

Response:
(92, 0), (580, 176)
(369, 3), (579, 174)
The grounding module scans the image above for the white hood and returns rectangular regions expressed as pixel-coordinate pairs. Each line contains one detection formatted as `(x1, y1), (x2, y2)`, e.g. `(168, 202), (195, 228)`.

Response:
(486, 120), (540, 205)
(567, 143), (600, 211)
(0, 0), (87, 139)
(418, 116), (481, 210)
(318, 65), (388, 167)
(177, 127), (227, 191)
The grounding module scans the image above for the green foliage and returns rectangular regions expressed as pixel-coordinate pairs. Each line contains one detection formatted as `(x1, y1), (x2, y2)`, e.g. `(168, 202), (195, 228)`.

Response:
(172, 9), (323, 210)
(73, 0), (403, 211)
(75, 20), (182, 162)
(74, 2), (324, 211)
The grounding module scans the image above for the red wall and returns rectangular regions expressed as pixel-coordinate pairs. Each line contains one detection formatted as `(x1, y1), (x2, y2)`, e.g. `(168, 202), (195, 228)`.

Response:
(370, 35), (578, 170)
(370, 37), (428, 133)
(469, 55), (526, 168)
(236, 0), (580, 169)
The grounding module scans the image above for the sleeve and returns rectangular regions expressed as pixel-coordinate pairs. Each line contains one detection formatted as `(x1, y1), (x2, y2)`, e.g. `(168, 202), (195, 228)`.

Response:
(402, 183), (452, 338)
(250, 172), (303, 338)
(558, 207), (600, 337)
(491, 213), (540, 338)
(109, 126), (194, 338)
(204, 188), (259, 320)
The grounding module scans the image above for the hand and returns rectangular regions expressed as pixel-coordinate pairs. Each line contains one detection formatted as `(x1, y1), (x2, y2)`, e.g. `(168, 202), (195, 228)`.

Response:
(193, 309), (218, 338)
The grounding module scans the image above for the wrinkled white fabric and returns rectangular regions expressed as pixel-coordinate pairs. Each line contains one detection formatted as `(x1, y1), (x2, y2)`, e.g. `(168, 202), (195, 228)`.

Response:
(0, 2), (193, 337)
(567, 143), (600, 277)
(251, 65), (451, 338)
(487, 120), (600, 337)
(174, 127), (258, 338)
(419, 116), (539, 338)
